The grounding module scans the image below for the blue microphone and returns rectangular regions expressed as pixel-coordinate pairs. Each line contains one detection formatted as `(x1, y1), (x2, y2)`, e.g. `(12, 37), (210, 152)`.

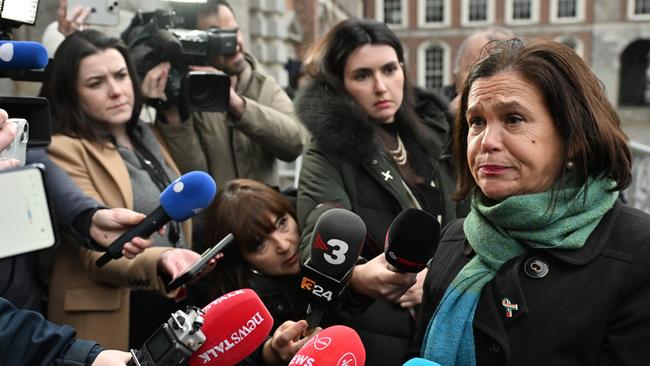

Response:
(403, 358), (442, 366)
(96, 171), (217, 267)
(0, 41), (49, 70)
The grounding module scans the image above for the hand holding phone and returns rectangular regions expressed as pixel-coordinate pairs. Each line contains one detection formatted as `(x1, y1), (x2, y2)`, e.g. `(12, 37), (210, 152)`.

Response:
(0, 118), (28, 167)
(0, 164), (57, 258)
(164, 233), (234, 292)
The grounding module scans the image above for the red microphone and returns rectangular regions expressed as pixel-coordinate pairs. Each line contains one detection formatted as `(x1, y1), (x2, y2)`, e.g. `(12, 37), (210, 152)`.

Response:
(188, 289), (274, 366)
(129, 289), (273, 366)
(288, 325), (366, 366)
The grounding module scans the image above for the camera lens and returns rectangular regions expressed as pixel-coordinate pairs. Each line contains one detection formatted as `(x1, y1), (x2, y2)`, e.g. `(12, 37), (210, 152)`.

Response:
(184, 73), (230, 112)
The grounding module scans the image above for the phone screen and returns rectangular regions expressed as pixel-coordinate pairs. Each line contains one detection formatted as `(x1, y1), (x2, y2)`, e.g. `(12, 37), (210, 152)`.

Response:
(0, 165), (56, 258)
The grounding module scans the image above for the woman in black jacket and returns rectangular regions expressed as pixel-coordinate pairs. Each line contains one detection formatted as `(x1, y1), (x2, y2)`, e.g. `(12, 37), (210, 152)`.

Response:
(414, 38), (650, 365)
(199, 179), (368, 365)
(295, 18), (456, 365)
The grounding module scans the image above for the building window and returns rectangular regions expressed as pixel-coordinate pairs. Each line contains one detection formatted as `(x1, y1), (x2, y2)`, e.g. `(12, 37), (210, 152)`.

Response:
(426, 46), (444, 88)
(506, 0), (538, 24)
(418, 42), (450, 89)
(469, 0), (488, 21)
(418, 0), (450, 27)
(550, 0), (584, 23)
(376, 0), (407, 27)
(634, 0), (650, 14)
(425, 0), (444, 22)
(384, 0), (403, 24)
(462, 0), (493, 26)
(557, 0), (577, 18)
(619, 40), (650, 106)
(628, 0), (650, 19)
(512, 0), (532, 19)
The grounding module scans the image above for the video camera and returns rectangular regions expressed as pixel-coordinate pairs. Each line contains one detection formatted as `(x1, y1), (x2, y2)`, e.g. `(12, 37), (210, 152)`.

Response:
(122, 3), (234, 120)
(129, 306), (206, 366)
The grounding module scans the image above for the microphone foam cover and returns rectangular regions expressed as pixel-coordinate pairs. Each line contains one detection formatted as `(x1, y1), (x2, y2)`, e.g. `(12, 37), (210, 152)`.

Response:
(309, 208), (366, 281)
(160, 171), (217, 221)
(385, 209), (441, 272)
(403, 358), (442, 366)
(0, 41), (48, 70)
(189, 289), (274, 366)
(289, 325), (365, 366)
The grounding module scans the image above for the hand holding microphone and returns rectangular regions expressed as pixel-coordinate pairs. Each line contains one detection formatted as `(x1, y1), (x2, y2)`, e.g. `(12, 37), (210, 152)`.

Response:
(96, 171), (217, 267)
(383, 208), (440, 307)
(348, 255), (417, 302)
(262, 320), (321, 365)
(384, 208), (441, 273)
(288, 325), (366, 366)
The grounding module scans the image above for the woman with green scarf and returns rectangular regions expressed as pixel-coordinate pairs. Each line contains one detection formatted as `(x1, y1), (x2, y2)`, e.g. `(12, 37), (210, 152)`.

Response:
(413, 38), (650, 365)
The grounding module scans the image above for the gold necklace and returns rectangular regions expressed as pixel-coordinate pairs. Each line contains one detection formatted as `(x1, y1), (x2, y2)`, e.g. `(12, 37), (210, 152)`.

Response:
(388, 134), (407, 166)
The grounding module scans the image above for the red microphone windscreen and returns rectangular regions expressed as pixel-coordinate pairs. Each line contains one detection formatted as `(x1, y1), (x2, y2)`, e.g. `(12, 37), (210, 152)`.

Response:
(288, 325), (366, 366)
(189, 289), (274, 366)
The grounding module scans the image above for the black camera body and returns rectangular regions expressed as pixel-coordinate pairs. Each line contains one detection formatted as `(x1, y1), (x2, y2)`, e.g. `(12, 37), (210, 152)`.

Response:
(123, 9), (234, 118)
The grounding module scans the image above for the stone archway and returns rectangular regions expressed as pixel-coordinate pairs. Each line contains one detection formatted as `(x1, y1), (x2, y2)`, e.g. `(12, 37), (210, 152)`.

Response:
(619, 39), (650, 106)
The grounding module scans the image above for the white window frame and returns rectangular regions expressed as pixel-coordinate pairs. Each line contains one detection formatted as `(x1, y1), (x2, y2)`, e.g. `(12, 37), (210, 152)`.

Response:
(417, 41), (451, 89)
(627, 0), (650, 20)
(418, 0), (451, 28)
(550, 0), (585, 23)
(505, 0), (539, 25)
(461, 0), (495, 27)
(376, 0), (408, 28)
(554, 35), (584, 59)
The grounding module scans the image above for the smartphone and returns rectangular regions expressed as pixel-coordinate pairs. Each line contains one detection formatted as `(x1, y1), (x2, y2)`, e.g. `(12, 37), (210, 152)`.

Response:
(165, 233), (234, 292)
(67, 0), (120, 26)
(0, 164), (57, 259)
(0, 118), (28, 166)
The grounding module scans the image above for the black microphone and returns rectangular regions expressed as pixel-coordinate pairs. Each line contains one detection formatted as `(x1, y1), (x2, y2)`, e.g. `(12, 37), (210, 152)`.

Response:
(96, 171), (217, 267)
(299, 208), (366, 329)
(384, 208), (441, 273)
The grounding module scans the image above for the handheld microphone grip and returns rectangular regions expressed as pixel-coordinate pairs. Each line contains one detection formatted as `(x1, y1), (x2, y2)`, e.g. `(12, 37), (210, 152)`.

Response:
(95, 171), (217, 267)
(96, 207), (169, 267)
(300, 259), (352, 326)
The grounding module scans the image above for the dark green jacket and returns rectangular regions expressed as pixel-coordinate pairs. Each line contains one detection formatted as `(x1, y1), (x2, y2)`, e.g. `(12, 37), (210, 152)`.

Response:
(295, 79), (458, 365)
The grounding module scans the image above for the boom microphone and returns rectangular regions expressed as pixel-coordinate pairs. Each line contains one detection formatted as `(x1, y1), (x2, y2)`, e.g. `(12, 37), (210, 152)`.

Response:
(0, 41), (49, 70)
(288, 325), (366, 366)
(384, 208), (441, 273)
(129, 289), (273, 366)
(299, 208), (366, 328)
(188, 289), (274, 366)
(403, 358), (442, 366)
(96, 171), (217, 267)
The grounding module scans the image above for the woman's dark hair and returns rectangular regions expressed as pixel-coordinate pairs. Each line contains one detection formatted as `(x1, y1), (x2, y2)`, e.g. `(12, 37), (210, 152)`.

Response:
(303, 18), (437, 183)
(45, 29), (143, 145)
(453, 38), (631, 200)
(204, 179), (296, 294)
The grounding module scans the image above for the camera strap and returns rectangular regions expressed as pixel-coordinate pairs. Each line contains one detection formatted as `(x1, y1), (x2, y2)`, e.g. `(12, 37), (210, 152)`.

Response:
(130, 136), (181, 247)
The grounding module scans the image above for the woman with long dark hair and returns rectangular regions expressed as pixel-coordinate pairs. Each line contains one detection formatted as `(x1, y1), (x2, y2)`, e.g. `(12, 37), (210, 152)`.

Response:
(45, 29), (199, 350)
(295, 18), (457, 365)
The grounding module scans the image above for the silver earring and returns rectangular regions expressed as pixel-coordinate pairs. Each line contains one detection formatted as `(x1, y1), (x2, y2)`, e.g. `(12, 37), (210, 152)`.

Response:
(567, 161), (575, 170)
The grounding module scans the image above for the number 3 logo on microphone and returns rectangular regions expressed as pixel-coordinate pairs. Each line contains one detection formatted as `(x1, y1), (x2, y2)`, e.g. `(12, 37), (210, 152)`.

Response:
(324, 239), (348, 265)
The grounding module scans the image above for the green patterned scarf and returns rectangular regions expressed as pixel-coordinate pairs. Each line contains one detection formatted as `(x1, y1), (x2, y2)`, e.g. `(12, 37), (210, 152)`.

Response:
(422, 177), (618, 366)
